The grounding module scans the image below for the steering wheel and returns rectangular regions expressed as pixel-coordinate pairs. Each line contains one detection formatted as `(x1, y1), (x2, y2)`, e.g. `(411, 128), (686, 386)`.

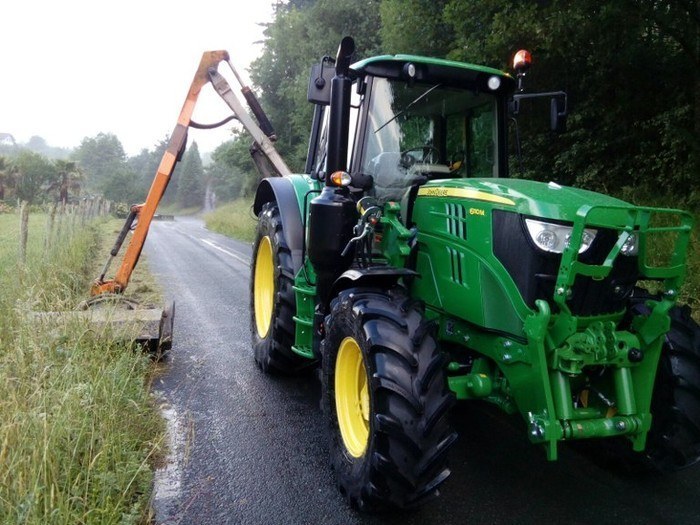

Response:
(399, 146), (440, 169)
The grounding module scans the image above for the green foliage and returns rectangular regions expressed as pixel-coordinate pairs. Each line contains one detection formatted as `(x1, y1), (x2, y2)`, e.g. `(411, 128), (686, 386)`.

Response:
(49, 160), (84, 204)
(24, 135), (72, 160)
(250, 0), (382, 172)
(72, 133), (127, 186)
(209, 131), (259, 199)
(379, 0), (454, 56)
(2, 153), (86, 206)
(13, 150), (57, 204)
(203, 197), (257, 242)
(0, 155), (15, 200)
(176, 141), (205, 208)
(618, 187), (700, 315)
(100, 166), (144, 205)
(438, 0), (697, 201)
(247, 0), (696, 210)
(132, 137), (170, 205)
(0, 135), (72, 160)
(72, 133), (144, 204)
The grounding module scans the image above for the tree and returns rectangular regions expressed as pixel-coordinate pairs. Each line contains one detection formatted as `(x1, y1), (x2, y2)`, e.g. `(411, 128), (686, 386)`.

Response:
(22, 135), (72, 160)
(14, 150), (56, 205)
(26, 136), (49, 154)
(100, 167), (143, 204)
(626, 0), (700, 134)
(176, 142), (205, 208)
(213, 0), (694, 208)
(250, 0), (382, 172)
(435, 0), (696, 201)
(380, 0), (455, 56)
(50, 160), (84, 204)
(72, 133), (128, 194)
(0, 156), (15, 200)
(127, 148), (155, 199)
(209, 132), (259, 200)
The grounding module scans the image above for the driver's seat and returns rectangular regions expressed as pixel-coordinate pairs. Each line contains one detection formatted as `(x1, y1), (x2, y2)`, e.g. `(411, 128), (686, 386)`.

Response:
(369, 152), (411, 202)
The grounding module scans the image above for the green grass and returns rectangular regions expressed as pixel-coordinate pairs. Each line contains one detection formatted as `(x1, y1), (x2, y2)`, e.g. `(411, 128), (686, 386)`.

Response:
(0, 211), (164, 524)
(203, 197), (257, 243)
(616, 190), (699, 318)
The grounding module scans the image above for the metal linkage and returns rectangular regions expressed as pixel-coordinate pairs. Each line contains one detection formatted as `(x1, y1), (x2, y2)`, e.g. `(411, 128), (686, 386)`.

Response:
(208, 66), (292, 177)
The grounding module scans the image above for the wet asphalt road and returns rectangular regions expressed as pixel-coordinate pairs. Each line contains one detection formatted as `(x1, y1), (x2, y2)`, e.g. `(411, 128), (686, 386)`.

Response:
(145, 216), (700, 525)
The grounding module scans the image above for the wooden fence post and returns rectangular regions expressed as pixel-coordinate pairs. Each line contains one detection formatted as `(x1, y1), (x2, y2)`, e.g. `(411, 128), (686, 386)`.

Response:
(19, 201), (29, 264)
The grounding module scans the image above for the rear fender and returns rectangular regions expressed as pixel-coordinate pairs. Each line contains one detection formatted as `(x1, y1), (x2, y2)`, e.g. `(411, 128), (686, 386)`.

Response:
(253, 177), (308, 272)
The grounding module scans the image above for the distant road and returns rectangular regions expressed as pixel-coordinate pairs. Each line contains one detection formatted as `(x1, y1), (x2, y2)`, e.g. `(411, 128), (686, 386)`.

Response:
(145, 216), (700, 524)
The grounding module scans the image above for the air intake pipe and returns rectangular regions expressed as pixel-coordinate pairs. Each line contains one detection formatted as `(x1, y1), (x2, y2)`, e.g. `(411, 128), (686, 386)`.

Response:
(308, 36), (358, 307)
(325, 36), (355, 177)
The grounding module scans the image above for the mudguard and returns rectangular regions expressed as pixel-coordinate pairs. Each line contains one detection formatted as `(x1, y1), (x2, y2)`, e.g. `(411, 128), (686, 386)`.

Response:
(329, 267), (418, 302)
(253, 177), (306, 272)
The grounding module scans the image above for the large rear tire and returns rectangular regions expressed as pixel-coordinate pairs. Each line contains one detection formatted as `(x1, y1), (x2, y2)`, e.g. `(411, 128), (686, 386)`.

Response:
(250, 201), (309, 374)
(321, 288), (456, 511)
(644, 304), (700, 471)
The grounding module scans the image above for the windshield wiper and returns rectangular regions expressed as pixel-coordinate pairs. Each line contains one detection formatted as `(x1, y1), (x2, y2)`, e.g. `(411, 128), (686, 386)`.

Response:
(374, 84), (441, 134)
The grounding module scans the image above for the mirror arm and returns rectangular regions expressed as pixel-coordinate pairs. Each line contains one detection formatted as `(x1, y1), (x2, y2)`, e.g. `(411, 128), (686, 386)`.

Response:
(512, 91), (568, 114)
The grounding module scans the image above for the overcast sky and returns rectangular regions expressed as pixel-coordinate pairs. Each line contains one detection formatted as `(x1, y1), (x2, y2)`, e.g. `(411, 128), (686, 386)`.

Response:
(1, 0), (275, 156)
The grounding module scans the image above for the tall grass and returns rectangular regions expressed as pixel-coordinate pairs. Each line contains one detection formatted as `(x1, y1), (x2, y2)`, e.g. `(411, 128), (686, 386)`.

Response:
(203, 197), (257, 243)
(616, 189), (699, 317)
(0, 211), (163, 524)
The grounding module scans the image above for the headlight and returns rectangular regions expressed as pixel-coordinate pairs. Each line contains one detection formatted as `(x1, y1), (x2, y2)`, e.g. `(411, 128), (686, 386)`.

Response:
(620, 232), (638, 256)
(525, 219), (597, 254)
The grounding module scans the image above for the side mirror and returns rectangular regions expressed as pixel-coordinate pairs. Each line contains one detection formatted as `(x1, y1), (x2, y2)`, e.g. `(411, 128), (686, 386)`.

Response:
(307, 57), (335, 105)
(509, 49), (568, 135)
(550, 96), (567, 133)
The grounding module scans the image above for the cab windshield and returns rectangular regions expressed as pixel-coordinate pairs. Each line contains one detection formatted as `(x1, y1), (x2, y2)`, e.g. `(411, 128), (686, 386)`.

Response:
(358, 77), (499, 201)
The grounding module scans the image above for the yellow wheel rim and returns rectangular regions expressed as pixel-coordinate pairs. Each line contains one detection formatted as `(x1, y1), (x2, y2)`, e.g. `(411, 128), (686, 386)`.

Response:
(335, 337), (370, 458)
(253, 236), (274, 338)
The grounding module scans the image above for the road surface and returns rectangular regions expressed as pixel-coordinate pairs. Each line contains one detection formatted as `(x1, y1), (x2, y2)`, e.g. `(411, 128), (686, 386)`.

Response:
(145, 216), (700, 524)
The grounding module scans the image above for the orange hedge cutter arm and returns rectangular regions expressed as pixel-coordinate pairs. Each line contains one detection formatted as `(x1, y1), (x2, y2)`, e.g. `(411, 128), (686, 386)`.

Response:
(91, 50), (229, 296)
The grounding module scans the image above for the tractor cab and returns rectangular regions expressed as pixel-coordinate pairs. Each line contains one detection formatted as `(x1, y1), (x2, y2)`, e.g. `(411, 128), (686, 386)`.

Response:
(306, 54), (515, 203)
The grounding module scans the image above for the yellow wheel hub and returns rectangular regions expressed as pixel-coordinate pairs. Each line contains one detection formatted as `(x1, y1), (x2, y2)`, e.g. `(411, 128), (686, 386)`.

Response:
(335, 337), (370, 458)
(253, 236), (274, 338)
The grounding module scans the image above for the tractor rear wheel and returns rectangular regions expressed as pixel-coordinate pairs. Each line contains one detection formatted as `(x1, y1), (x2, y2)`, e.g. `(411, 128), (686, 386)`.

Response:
(644, 304), (700, 471)
(250, 201), (308, 374)
(321, 288), (457, 510)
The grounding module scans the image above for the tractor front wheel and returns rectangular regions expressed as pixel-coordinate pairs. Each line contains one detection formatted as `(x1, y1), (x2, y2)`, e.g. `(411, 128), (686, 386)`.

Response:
(645, 304), (700, 471)
(250, 201), (309, 374)
(321, 288), (456, 510)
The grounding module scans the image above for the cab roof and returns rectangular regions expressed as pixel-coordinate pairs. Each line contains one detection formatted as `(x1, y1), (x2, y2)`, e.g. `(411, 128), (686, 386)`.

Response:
(351, 54), (516, 93)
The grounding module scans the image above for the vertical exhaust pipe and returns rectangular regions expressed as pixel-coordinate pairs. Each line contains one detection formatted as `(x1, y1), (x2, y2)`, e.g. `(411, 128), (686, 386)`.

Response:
(308, 37), (358, 307)
(326, 36), (355, 179)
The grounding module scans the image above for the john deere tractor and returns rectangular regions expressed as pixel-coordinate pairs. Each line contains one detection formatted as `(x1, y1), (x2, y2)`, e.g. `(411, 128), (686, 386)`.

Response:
(249, 37), (700, 510)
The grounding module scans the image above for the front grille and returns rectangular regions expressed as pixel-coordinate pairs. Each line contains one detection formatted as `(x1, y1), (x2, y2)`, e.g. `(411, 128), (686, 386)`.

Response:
(448, 247), (465, 285)
(445, 202), (467, 241)
(492, 210), (638, 316)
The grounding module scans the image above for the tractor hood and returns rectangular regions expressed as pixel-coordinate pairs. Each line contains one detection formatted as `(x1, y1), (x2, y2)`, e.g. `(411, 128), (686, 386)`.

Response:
(419, 178), (633, 223)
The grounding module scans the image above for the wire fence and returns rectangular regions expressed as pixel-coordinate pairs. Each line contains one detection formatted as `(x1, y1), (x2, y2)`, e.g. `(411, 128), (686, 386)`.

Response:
(17, 197), (112, 264)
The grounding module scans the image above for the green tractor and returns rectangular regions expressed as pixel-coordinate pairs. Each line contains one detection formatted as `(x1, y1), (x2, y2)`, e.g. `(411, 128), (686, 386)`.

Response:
(249, 36), (700, 510)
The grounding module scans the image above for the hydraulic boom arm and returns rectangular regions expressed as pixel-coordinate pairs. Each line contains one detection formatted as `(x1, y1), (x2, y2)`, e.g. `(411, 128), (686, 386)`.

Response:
(92, 50), (288, 296)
